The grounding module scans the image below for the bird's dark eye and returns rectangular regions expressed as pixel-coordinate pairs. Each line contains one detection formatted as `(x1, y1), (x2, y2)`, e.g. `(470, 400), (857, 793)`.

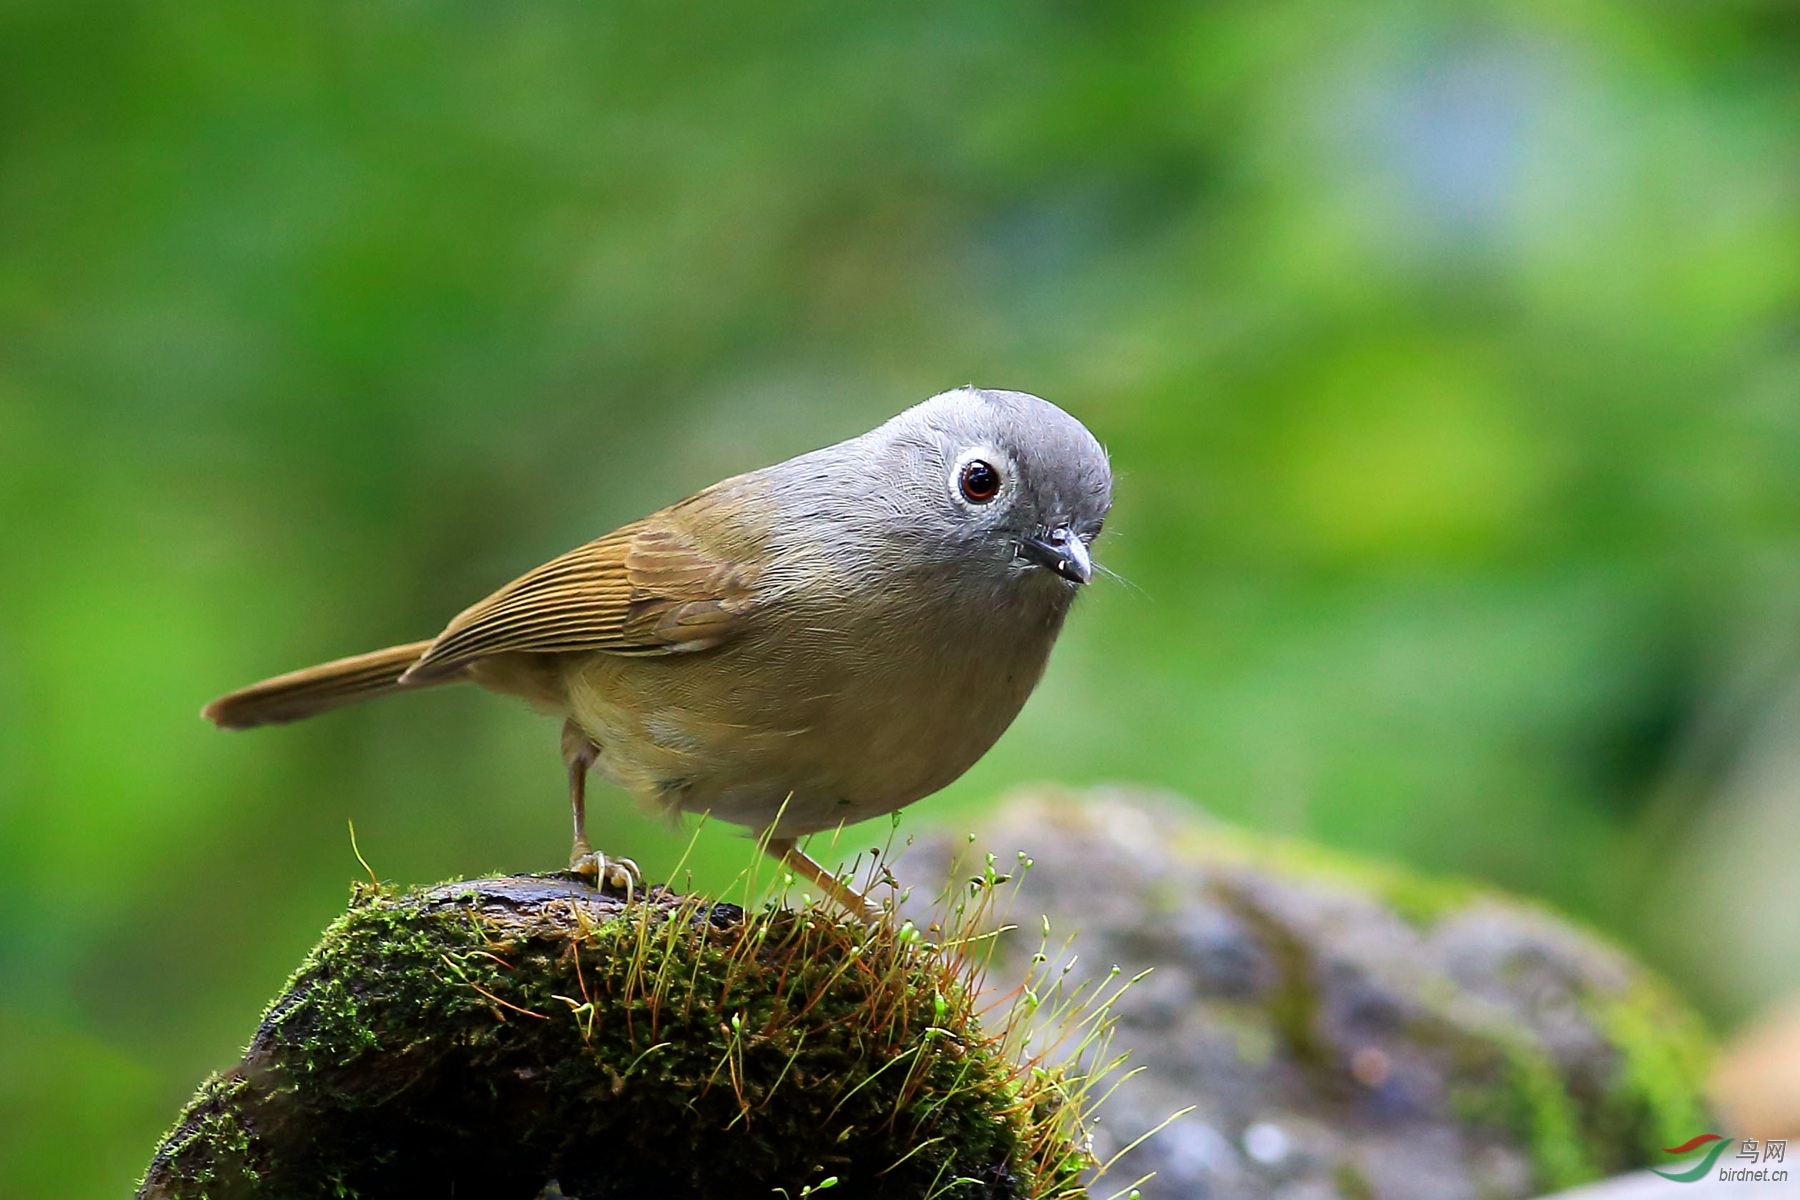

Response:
(959, 459), (1001, 503)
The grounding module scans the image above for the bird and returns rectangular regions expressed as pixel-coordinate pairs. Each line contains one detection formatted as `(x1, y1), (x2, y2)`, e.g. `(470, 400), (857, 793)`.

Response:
(203, 386), (1112, 917)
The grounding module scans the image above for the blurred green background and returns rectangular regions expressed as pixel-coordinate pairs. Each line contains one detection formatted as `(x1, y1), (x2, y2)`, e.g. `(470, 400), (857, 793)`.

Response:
(6, 1), (1800, 1193)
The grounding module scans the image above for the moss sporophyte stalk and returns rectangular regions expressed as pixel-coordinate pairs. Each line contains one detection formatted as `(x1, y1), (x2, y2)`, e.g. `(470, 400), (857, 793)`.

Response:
(138, 853), (1137, 1200)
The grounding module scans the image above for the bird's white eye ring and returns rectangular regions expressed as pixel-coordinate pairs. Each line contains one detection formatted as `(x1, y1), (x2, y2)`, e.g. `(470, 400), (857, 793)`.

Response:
(959, 459), (1001, 503)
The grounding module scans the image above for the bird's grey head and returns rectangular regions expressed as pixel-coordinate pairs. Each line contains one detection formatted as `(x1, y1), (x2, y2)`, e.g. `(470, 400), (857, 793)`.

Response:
(843, 386), (1113, 591)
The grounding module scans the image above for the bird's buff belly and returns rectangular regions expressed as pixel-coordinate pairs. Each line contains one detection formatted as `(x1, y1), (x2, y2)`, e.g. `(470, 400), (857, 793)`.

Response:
(558, 643), (1040, 838)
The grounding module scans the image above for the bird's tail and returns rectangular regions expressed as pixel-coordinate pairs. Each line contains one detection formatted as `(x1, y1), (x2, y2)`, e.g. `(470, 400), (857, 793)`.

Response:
(202, 640), (449, 729)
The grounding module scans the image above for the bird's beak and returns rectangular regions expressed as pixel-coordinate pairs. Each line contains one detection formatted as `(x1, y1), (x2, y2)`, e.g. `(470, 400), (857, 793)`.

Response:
(1019, 526), (1093, 585)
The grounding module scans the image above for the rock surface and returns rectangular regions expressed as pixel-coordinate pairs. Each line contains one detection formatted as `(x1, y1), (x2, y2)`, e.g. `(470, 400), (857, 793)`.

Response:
(902, 790), (1715, 1200)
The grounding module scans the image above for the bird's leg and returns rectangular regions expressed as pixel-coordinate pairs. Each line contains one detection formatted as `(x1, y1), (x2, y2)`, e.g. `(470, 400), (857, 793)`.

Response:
(561, 719), (640, 896)
(765, 837), (883, 924)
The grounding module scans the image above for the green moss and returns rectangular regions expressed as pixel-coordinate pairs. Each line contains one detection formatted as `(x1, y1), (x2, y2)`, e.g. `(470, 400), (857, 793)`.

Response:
(1408, 939), (1710, 1192)
(1426, 1008), (1598, 1190)
(1590, 976), (1715, 1166)
(140, 877), (1093, 1199)
(1331, 1160), (1378, 1200)
(1498, 1035), (1600, 1189)
(1208, 880), (1331, 1072)
(1471, 977), (1713, 1190)
(137, 1073), (261, 1199)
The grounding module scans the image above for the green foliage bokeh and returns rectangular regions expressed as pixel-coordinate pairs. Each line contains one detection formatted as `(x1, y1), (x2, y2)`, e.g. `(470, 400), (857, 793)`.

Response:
(4, 2), (1799, 1194)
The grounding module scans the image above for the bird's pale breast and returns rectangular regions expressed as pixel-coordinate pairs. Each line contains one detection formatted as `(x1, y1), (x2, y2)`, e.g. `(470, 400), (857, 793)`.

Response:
(558, 573), (1067, 837)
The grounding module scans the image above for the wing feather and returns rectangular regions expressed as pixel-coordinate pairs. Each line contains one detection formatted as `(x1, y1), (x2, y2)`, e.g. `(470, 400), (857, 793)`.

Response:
(404, 520), (758, 680)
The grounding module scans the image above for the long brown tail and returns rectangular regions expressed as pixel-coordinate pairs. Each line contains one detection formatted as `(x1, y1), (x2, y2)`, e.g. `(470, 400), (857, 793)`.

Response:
(202, 640), (449, 729)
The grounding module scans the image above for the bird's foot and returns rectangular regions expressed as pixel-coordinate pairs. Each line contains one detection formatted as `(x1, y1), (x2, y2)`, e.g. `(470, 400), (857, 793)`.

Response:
(570, 846), (642, 897)
(766, 838), (887, 926)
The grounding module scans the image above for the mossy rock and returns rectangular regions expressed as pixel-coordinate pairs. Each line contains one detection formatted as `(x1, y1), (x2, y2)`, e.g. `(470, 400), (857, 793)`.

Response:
(138, 875), (1091, 1200)
(909, 789), (1716, 1200)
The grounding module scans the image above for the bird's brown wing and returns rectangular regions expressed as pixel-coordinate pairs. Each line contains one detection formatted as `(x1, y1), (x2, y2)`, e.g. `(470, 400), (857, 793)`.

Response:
(403, 521), (759, 682)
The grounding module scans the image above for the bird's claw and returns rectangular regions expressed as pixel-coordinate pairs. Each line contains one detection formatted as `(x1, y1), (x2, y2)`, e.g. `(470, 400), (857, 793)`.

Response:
(571, 849), (642, 898)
